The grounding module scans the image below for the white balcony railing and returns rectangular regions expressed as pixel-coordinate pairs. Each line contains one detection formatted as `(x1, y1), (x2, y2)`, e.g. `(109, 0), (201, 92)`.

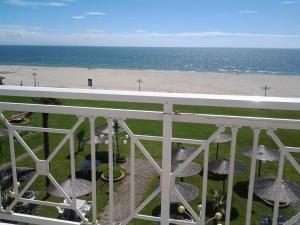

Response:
(0, 86), (299, 225)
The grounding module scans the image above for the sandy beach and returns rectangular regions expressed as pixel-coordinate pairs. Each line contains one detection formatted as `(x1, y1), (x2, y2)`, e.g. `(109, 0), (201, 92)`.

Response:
(1, 65), (300, 97)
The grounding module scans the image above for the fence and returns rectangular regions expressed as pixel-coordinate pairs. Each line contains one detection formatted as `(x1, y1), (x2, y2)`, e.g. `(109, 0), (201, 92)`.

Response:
(0, 86), (299, 225)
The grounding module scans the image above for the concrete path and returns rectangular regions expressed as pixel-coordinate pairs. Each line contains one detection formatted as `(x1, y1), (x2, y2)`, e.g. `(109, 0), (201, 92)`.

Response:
(99, 159), (157, 224)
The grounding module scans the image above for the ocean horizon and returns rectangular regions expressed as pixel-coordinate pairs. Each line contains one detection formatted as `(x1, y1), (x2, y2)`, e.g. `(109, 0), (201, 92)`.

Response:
(1, 45), (300, 76)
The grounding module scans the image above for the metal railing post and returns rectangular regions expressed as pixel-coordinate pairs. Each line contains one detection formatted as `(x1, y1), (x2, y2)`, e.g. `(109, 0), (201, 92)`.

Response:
(89, 117), (98, 225)
(245, 128), (260, 225)
(0, 185), (2, 210)
(8, 126), (18, 195)
(272, 148), (285, 225)
(160, 102), (173, 225)
(225, 126), (239, 225)
(107, 118), (114, 224)
(200, 143), (210, 224)
(69, 134), (77, 207)
(267, 129), (289, 225)
(130, 138), (136, 215)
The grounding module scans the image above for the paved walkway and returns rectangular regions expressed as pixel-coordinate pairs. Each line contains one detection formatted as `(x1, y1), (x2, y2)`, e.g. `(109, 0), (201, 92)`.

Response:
(99, 159), (157, 224)
(0, 145), (42, 171)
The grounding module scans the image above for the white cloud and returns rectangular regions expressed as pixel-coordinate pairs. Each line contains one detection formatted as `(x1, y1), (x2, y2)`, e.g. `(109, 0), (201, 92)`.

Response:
(72, 11), (106, 20)
(0, 26), (299, 48)
(175, 32), (300, 38)
(88, 30), (104, 33)
(86, 12), (106, 16)
(6, 0), (68, 7)
(135, 29), (147, 33)
(239, 10), (258, 14)
(0, 24), (43, 30)
(0, 24), (46, 40)
(280, 1), (300, 4)
(72, 16), (86, 20)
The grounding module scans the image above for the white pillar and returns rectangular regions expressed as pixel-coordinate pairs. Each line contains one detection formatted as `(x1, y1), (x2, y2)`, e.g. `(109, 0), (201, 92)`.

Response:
(200, 143), (209, 224)
(272, 148), (285, 225)
(225, 127), (239, 225)
(107, 118), (114, 224)
(69, 134), (76, 205)
(0, 185), (2, 210)
(89, 117), (98, 224)
(130, 138), (136, 215)
(245, 128), (260, 225)
(8, 126), (18, 195)
(160, 102), (173, 225)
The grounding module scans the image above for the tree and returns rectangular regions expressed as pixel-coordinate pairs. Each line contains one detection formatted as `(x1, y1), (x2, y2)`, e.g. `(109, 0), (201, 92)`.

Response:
(33, 98), (62, 191)
(1, 186), (39, 215)
(207, 189), (226, 221)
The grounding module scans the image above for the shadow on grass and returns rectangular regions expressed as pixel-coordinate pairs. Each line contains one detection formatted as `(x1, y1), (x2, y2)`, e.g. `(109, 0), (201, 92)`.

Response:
(65, 149), (86, 160)
(73, 170), (102, 181)
(207, 172), (228, 181)
(85, 151), (109, 163)
(152, 204), (192, 224)
(233, 181), (249, 199)
(234, 181), (264, 203)
(199, 169), (228, 181)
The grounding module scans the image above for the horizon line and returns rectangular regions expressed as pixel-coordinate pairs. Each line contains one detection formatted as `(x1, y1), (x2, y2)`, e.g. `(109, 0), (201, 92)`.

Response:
(0, 44), (300, 50)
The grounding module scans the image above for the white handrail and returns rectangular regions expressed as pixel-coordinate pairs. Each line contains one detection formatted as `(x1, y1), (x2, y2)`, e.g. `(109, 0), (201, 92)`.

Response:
(0, 86), (300, 110)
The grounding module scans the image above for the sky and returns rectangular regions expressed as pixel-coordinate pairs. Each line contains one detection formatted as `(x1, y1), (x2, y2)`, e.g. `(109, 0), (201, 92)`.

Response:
(0, 0), (300, 48)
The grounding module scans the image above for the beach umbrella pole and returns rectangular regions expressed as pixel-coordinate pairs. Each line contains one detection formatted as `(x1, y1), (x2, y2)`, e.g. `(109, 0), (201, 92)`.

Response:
(0, 139), (2, 156)
(0, 185), (2, 209)
(216, 144), (220, 159)
(258, 160), (262, 177)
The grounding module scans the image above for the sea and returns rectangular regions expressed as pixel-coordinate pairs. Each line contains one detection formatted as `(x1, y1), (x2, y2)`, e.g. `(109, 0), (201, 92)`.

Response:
(0, 45), (300, 76)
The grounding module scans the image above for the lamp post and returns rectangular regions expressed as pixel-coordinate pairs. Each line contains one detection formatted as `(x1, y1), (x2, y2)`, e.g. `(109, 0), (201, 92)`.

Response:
(136, 78), (143, 91)
(261, 85), (271, 96)
(33, 72), (37, 87)
(102, 120), (129, 163)
(113, 120), (129, 162)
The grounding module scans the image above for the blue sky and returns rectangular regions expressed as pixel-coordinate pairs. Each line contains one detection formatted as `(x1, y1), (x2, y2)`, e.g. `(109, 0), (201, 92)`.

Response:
(0, 0), (300, 48)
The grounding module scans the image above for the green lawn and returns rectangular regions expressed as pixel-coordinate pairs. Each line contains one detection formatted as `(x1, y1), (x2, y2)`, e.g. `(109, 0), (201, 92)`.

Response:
(0, 96), (299, 225)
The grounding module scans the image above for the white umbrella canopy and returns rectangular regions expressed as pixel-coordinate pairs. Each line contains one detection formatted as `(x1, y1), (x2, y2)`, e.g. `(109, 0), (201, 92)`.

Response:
(212, 133), (232, 159)
(172, 146), (195, 161)
(158, 182), (199, 204)
(212, 133), (232, 144)
(241, 145), (279, 162)
(208, 159), (246, 175)
(208, 159), (246, 193)
(254, 177), (300, 204)
(169, 182), (199, 204)
(47, 178), (92, 198)
(241, 145), (279, 177)
(171, 162), (202, 178)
